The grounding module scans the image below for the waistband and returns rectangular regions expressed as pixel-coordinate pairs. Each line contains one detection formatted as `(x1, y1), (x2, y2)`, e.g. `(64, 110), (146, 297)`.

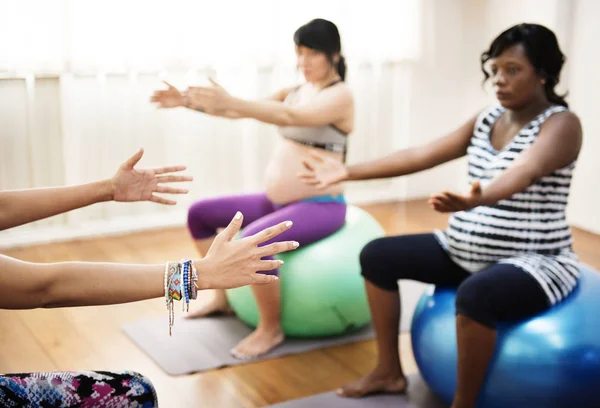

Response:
(301, 194), (346, 204)
(275, 194), (346, 208)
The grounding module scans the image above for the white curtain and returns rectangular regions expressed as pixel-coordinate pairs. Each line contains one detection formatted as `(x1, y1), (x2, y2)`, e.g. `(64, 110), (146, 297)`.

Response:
(0, 0), (420, 72)
(0, 0), (421, 248)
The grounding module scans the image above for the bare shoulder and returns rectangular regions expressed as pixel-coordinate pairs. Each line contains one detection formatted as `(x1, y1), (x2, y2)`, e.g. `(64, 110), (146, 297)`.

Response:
(533, 110), (583, 167)
(321, 82), (354, 106)
(544, 110), (582, 131)
(541, 110), (583, 143)
(269, 85), (302, 102)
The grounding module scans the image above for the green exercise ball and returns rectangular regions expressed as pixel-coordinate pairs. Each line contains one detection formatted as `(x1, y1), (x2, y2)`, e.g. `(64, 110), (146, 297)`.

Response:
(226, 205), (385, 337)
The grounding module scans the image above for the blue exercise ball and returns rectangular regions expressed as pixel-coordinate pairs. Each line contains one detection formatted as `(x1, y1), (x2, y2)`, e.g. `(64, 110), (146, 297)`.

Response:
(411, 266), (600, 408)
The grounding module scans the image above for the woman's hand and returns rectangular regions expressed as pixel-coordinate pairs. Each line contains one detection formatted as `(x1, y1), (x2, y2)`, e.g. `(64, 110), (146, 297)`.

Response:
(184, 78), (233, 113)
(150, 81), (185, 108)
(297, 151), (350, 189)
(196, 212), (299, 289)
(429, 180), (482, 213)
(111, 148), (192, 205)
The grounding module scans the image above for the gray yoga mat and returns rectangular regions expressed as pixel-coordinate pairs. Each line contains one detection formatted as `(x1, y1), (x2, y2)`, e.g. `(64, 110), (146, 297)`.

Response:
(267, 374), (448, 408)
(122, 283), (426, 375)
(123, 315), (380, 375)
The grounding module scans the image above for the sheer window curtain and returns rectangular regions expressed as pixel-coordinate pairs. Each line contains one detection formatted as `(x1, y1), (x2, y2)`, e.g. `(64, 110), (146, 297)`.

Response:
(0, 0), (421, 248)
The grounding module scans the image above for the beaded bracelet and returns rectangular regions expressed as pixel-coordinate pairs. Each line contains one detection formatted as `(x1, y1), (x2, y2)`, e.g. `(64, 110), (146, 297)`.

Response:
(164, 259), (199, 335)
(182, 259), (189, 312)
(164, 261), (179, 336)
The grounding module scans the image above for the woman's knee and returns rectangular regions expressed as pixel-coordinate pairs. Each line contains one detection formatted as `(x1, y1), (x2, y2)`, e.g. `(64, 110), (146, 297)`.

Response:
(360, 238), (385, 269)
(360, 238), (398, 291)
(455, 277), (495, 328)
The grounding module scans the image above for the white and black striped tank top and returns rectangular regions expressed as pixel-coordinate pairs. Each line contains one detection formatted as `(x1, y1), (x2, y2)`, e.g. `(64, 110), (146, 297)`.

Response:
(434, 105), (580, 305)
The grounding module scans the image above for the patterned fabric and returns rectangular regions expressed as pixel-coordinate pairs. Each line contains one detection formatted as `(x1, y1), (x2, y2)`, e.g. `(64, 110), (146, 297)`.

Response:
(0, 370), (157, 408)
(435, 105), (580, 305)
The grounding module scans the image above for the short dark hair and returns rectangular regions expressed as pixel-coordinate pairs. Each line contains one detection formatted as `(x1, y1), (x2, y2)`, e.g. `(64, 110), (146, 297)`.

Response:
(294, 18), (346, 80)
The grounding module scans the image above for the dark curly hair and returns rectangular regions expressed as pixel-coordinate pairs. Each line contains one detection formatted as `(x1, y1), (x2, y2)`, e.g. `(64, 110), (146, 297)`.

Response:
(481, 23), (568, 107)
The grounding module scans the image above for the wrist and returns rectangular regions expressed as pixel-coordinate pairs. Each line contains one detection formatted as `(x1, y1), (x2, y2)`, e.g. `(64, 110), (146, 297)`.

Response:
(193, 259), (212, 290)
(98, 179), (115, 202)
(474, 194), (488, 208)
(345, 166), (356, 182)
(226, 95), (243, 112)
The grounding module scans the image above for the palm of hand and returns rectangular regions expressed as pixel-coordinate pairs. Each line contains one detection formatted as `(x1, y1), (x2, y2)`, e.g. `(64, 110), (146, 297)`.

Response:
(158, 88), (182, 107)
(429, 181), (483, 213)
(113, 168), (157, 202)
(186, 78), (230, 111)
(298, 152), (348, 189)
(317, 160), (347, 186)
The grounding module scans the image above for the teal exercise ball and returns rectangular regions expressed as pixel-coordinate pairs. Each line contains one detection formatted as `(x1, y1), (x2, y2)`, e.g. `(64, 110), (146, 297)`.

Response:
(226, 205), (385, 337)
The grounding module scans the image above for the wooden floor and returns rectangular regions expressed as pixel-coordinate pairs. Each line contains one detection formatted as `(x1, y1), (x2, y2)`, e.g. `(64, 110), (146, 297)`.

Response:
(1, 199), (599, 408)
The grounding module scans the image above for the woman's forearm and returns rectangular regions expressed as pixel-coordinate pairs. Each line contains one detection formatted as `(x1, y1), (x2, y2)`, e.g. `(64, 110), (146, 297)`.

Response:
(477, 163), (537, 207)
(0, 255), (167, 310)
(43, 261), (165, 308)
(183, 97), (244, 119)
(0, 253), (180, 309)
(0, 180), (113, 231)
(227, 97), (289, 125)
(346, 146), (447, 181)
(345, 122), (475, 182)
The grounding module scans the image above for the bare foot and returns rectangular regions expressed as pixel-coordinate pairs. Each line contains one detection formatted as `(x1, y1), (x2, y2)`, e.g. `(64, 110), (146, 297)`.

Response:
(230, 326), (285, 359)
(337, 368), (408, 398)
(449, 399), (474, 408)
(450, 404), (471, 408)
(185, 291), (233, 319)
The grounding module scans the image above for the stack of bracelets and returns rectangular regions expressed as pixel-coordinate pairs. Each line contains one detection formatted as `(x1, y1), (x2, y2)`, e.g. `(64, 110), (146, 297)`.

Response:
(163, 258), (199, 335)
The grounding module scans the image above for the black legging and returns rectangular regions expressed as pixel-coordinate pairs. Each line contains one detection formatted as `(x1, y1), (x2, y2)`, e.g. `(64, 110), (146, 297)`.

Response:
(360, 233), (550, 328)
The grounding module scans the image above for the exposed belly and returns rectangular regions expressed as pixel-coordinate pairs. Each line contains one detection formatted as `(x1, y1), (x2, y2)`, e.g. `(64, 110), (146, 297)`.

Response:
(264, 139), (344, 204)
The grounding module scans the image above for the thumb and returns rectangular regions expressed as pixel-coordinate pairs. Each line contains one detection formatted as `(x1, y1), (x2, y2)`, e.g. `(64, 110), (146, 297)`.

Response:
(471, 180), (482, 195)
(301, 158), (315, 172)
(208, 77), (223, 89)
(122, 148), (144, 170)
(162, 80), (176, 90)
(220, 211), (244, 242)
(308, 150), (326, 163)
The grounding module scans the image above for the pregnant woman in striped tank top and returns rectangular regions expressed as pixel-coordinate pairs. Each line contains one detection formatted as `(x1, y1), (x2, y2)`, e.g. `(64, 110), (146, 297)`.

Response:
(300, 24), (582, 408)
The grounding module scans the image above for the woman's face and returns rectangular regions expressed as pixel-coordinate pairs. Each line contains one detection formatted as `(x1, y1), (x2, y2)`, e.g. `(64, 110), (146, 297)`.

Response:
(296, 46), (334, 82)
(488, 44), (546, 109)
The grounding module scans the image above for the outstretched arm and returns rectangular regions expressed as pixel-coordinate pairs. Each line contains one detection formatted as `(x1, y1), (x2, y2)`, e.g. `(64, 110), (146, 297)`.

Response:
(298, 114), (479, 189)
(430, 111), (582, 212)
(151, 80), (298, 120)
(0, 148), (191, 231)
(0, 214), (298, 310)
(185, 79), (353, 127)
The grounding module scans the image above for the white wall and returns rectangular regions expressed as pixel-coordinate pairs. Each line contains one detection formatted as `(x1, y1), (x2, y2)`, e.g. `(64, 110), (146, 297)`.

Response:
(565, 0), (600, 234)
(403, 0), (472, 199)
